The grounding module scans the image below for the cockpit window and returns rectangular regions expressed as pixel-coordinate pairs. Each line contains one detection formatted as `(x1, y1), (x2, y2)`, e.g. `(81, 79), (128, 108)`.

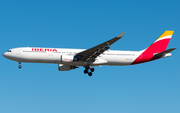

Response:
(7, 50), (11, 52)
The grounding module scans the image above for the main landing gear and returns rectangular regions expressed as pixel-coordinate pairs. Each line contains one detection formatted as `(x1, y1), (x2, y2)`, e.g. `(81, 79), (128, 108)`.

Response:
(84, 65), (95, 76)
(18, 62), (22, 69)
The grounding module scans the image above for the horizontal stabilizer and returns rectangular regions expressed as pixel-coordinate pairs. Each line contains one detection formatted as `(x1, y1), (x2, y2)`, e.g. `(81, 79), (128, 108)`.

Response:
(154, 48), (176, 58)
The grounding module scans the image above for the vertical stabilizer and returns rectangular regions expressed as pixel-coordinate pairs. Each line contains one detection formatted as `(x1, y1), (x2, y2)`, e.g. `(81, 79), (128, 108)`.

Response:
(132, 31), (174, 64)
(152, 31), (174, 52)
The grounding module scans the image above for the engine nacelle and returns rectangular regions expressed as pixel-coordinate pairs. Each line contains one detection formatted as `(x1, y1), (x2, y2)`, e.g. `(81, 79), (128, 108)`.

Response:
(58, 64), (78, 71)
(61, 55), (74, 62)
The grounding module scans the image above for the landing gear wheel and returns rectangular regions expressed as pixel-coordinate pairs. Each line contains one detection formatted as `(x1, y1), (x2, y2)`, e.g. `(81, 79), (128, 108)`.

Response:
(18, 65), (22, 69)
(84, 70), (88, 74)
(18, 62), (22, 69)
(84, 64), (94, 76)
(88, 72), (92, 76)
(90, 68), (95, 72)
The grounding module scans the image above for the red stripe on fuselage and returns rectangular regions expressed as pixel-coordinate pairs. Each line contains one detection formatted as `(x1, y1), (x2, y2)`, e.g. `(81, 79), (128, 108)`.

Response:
(131, 38), (170, 64)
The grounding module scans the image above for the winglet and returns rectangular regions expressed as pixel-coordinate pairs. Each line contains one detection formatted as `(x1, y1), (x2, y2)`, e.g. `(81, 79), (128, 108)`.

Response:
(117, 32), (125, 38)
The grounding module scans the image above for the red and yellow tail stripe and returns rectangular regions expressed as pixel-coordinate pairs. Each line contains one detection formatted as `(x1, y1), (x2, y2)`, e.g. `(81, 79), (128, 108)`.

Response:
(155, 31), (174, 42)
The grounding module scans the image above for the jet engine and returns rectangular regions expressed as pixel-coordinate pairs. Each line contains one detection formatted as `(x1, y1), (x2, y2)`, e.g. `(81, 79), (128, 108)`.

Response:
(61, 55), (74, 62)
(58, 64), (78, 71)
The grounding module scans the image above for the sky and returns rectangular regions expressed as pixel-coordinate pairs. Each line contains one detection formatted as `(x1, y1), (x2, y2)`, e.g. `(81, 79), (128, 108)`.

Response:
(0, 0), (180, 113)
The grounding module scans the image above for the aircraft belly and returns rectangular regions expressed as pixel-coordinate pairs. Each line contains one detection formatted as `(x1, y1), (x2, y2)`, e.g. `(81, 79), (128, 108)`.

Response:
(61, 61), (85, 66)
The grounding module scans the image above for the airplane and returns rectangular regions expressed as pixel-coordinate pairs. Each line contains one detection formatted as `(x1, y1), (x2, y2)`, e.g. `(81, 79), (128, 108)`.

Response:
(2, 31), (176, 76)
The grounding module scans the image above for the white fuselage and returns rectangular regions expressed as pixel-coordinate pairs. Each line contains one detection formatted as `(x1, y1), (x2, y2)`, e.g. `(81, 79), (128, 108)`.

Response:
(3, 47), (142, 66)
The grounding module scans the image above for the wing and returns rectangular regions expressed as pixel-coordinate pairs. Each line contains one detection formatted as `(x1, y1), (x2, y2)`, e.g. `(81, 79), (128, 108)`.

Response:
(74, 32), (125, 62)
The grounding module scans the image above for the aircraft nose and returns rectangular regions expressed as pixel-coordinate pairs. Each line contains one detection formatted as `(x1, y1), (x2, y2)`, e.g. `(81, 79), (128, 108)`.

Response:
(2, 52), (7, 58)
(2, 52), (10, 59)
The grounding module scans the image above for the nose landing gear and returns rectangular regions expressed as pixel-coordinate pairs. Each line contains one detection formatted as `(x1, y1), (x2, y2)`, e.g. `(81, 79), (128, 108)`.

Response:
(18, 62), (22, 69)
